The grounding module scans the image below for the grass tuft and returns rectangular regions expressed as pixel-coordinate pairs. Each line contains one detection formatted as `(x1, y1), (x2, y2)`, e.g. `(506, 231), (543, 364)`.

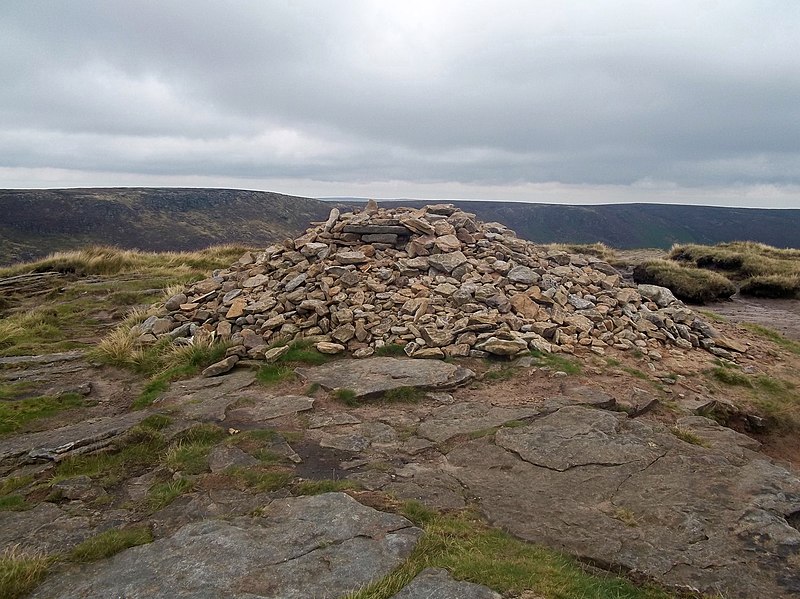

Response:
(0, 393), (85, 436)
(345, 506), (673, 599)
(0, 495), (29, 511)
(227, 467), (294, 492)
(0, 545), (51, 599)
(633, 259), (736, 303)
(670, 427), (707, 447)
(333, 388), (359, 406)
(529, 350), (582, 375)
(256, 364), (296, 385)
(67, 527), (153, 563)
(374, 344), (407, 357)
(293, 479), (358, 496)
(742, 323), (800, 355)
(381, 387), (423, 403)
(146, 477), (193, 511)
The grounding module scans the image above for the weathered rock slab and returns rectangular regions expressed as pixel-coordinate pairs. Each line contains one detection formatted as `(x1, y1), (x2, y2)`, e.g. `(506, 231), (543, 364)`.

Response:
(31, 493), (422, 599)
(0, 411), (150, 465)
(226, 395), (315, 422)
(417, 402), (539, 443)
(296, 357), (474, 398)
(446, 406), (800, 599)
(391, 568), (501, 599)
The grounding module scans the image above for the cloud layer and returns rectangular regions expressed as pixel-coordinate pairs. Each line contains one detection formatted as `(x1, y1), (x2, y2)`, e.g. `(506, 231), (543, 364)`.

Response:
(1, 1), (799, 206)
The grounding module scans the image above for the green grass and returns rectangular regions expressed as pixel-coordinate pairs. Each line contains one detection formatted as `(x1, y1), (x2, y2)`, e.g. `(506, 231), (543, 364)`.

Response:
(345, 504), (674, 599)
(633, 259), (736, 303)
(0, 495), (29, 511)
(164, 424), (227, 475)
(139, 413), (173, 430)
(381, 387), (423, 403)
(483, 366), (518, 381)
(0, 382), (35, 401)
(670, 427), (707, 447)
(0, 545), (51, 599)
(622, 367), (650, 380)
(0, 392), (85, 436)
(0, 475), (33, 496)
(741, 323), (800, 355)
(146, 477), (193, 511)
(67, 527), (153, 563)
(227, 467), (294, 492)
(128, 342), (230, 409)
(375, 343), (407, 357)
(280, 340), (333, 365)
(293, 479), (358, 496)
(333, 388), (359, 406)
(529, 350), (582, 375)
(52, 426), (166, 486)
(710, 366), (751, 387)
(256, 364), (296, 385)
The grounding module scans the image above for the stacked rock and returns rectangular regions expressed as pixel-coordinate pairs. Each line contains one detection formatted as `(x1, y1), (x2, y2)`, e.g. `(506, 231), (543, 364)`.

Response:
(138, 203), (735, 361)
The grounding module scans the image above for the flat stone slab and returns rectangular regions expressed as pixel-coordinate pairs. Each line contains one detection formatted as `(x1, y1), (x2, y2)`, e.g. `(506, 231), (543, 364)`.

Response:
(157, 370), (255, 420)
(391, 568), (501, 599)
(416, 402), (540, 443)
(296, 357), (474, 398)
(0, 411), (149, 465)
(32, 493), (422, 599)
(226, 395), (315, 422)
(446, 406), (800, 598)
(0, 503), (131, 554)
(0, 350), (85, 365)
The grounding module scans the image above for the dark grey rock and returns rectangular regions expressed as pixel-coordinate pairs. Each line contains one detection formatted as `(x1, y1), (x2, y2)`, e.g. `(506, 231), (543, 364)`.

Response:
(446, 406), (800, 599)
(417, 402), (539, 443)
(226, 395), (315, 422)
(31, 493), (422, 599)
(0, 411), (150, 464)
(207, 445), (259, 473)
(296, 357), (474, 398)
(201, 355), (239, 377)
(391, 568), (501, 599)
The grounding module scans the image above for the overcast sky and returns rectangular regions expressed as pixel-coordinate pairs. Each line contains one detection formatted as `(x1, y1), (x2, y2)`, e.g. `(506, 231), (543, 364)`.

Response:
(1, 1), (799, 207)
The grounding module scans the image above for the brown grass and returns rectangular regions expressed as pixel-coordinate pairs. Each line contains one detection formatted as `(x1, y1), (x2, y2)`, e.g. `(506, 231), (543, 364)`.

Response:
(633, 259), (736, 303)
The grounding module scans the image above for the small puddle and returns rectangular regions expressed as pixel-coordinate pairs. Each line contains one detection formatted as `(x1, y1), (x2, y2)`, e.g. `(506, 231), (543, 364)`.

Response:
(292, 440), (359, 480)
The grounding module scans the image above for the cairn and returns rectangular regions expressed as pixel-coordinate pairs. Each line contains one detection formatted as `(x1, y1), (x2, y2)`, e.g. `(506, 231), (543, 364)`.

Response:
(135, 203), (739, 365)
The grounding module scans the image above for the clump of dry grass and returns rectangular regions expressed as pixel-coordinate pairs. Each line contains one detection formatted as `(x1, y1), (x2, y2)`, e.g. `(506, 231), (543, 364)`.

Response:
(544, 242), (617, 262)
(0, 545), (51, 599)
(739, 275), (800, 299)
(669, 242), (800, 298)
(633, 259), (736, 303)
(0, 244), (254, 278)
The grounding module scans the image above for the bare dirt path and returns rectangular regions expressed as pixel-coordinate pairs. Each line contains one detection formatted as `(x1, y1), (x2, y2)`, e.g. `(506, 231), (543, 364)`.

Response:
(698, 296), (800, 341)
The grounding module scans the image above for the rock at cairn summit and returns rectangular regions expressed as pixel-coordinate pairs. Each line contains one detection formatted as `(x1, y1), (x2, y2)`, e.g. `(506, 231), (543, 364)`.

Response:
(148, 201), (728, 361)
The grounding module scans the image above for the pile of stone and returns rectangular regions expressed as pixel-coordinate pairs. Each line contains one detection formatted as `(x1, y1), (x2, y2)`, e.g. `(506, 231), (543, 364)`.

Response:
(135, 202), (739, 362)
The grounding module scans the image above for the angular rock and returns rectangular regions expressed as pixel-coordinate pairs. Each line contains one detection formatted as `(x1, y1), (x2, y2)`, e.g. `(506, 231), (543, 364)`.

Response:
(202, 355), (239, 377)
(507, 265), (538, 285)
(316, 341), (346, 354)
(391, 568), (501, 599)
(296, 357), (474, 398)
(227, 395), (315, 422)
(31, 493), (422, 599)
(427, 251), (467, 273)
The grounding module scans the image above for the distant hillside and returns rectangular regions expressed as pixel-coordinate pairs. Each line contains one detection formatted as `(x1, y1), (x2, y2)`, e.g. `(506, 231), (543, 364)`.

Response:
(0, 188), (332, 265)
(3, 189), (798, 265)
(337, 200), (800, 249)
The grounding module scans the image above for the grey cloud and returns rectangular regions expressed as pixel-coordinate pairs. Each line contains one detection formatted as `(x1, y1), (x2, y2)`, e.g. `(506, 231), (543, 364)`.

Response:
(1, 1), (799, 203)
